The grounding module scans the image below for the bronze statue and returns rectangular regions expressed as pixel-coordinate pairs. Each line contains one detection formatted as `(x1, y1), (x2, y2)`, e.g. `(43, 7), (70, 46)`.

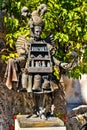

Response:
(5, 4), (72, 117)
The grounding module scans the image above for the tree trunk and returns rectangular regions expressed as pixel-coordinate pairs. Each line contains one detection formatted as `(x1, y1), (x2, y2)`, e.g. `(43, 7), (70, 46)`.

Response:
(0, 10), (6, 51)
(0, 10), (6, 82)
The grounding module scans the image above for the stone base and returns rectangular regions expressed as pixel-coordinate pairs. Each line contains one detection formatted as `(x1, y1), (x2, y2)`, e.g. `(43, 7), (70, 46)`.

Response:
(15, 115), (66, 130)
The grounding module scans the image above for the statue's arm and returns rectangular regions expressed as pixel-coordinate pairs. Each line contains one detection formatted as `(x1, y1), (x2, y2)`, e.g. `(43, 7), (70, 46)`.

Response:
(16, 35), (29, 63)
(52, 56), (61, 66)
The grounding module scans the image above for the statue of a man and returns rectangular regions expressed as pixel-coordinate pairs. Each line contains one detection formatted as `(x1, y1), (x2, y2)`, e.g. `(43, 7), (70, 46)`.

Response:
(4, 4), (61, 92)
(5, 4), (73, 118)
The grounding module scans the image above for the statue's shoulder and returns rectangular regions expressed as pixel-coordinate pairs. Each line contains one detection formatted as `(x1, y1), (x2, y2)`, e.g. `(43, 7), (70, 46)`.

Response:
(16, 35), (29, 56)
(16, 35), (28, 46)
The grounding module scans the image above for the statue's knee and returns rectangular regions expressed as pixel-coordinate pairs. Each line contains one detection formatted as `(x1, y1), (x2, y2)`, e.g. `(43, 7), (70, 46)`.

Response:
(22, 73), (28, 89)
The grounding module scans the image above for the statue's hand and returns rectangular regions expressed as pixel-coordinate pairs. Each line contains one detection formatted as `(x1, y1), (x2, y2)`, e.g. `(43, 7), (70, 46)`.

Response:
(60, 62), (68, 67)
(59, 62), (69, 70)
(21, 6), (31, 17)
(49, 34), (55, 45)
(60, 59), (76, 70)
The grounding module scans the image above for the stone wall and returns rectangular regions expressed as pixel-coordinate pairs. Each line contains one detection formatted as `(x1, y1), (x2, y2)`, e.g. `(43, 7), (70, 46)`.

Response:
(66, 105), (87, 130)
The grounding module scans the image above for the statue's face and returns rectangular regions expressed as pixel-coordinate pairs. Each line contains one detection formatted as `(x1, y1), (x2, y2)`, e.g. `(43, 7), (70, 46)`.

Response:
(34, 26), (42, 39)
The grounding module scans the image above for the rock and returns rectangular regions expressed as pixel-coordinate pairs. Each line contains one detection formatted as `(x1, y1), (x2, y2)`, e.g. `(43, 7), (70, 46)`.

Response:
(67, 105), (87, 118)
(53, 86), (66, 116)
(66, 105), (87, 130)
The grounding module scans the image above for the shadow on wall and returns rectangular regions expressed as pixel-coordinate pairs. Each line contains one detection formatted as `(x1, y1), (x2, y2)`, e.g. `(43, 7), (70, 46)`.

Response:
(60, 74), (87, 111)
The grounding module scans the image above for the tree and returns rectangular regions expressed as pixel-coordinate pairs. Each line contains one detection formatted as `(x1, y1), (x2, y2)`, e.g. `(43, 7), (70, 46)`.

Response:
(1, 0), (87, 78)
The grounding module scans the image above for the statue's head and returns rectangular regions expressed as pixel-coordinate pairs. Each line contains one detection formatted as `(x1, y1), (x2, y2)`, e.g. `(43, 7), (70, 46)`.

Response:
(29, 14), (44, 39)
(28, 4), (47, 39)
(34, 25), (42, 40)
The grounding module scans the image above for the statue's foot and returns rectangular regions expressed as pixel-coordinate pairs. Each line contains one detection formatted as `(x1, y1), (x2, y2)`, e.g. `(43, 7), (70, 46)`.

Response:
(30, 114), (38, 118)
(40, 114), (46, 119)
(18, 88), (27, 92)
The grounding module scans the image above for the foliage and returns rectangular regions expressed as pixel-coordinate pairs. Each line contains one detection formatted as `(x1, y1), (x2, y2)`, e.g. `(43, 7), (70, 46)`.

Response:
(1, 0), (87, 78)
(0, 0), (3, 9)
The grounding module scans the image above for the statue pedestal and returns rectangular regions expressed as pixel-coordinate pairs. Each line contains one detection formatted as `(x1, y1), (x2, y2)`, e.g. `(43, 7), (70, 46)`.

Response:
(15, 115), (66, 130)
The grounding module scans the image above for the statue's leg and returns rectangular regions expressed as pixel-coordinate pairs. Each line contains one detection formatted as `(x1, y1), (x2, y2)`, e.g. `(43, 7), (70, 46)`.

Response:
(17, 74), (22, 91)
(32, 93), (40, 115)
(22, 73), (28, 88)
(27, 75), (33, 92)
(32, 74), (42, 91)
(18, 72), (28, 92)
(20, 73), (28, 92)
(43, 93), (53, 117)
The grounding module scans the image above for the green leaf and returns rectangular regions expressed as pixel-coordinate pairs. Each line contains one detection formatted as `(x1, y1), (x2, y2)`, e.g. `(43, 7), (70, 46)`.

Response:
(83, 32), (87, 41)
(0, 0), (3, 9)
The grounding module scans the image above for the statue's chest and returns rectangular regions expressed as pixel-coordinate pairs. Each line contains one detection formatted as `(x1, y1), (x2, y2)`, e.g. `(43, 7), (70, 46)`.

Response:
(28, 41), (53, 74)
